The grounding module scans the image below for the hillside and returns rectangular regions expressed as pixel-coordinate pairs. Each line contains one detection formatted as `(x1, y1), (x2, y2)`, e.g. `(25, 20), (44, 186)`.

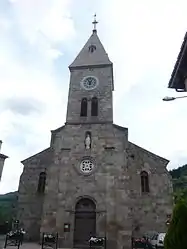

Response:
(170, 164), (187, 179)
(0, 191), (18, 202)
(169, 164), (187, 201)
(170, 164), (187, 187)
(0, 191), (18, 223)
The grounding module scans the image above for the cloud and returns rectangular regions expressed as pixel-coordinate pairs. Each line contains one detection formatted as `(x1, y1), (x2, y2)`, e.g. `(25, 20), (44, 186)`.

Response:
(1, 0), (187, 194)
(9, 0), (75, 44)
(0, 0), (74, 194)
(2, 97), (44, 115)
(98, 0), (187, 167)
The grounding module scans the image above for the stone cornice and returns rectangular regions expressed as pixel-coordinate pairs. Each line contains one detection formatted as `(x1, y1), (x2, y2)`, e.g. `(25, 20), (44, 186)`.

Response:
(65, 121), (113, 125)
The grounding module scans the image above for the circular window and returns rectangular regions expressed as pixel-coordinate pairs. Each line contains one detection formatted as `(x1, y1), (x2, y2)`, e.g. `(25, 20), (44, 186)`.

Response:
(81, 76), (98, 90)
(80, 159), (94, 174)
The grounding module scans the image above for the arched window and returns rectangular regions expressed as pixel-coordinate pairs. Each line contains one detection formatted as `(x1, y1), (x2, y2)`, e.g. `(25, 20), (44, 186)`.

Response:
(80, 98), (87, 117)
(91, 97), (98, 116)
(140, 171), (149, 193)
(37, 172), (46, 193)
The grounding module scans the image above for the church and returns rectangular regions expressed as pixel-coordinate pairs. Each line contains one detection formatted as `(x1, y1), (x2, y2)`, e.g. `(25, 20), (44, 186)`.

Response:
(17, 20), (173, 249)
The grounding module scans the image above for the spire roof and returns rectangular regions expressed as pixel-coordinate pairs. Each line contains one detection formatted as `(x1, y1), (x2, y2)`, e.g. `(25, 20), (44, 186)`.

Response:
(69, 31), (112, 69)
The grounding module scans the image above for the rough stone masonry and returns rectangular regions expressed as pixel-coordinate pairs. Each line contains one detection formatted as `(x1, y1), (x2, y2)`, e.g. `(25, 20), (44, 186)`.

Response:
(17, 25), (173, 249)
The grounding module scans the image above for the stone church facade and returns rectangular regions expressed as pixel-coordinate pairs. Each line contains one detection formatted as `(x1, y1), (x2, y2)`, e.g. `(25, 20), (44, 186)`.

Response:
(17, 26), (173, 249)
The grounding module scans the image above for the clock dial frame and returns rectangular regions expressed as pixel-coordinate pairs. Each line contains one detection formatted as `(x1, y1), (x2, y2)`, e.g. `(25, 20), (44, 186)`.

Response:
(81, 76), (99, 90)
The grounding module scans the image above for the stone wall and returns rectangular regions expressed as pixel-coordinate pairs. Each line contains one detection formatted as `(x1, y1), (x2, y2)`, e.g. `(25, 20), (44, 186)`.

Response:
(127, 142), (173, 237)
(41, 123), (129, 248)
(17, 123), (173, 249)
(17, 148), (52, 241)
(0, 157), (5, 181)
(0, 141), (8, 181)
(66, 66), (113, 124)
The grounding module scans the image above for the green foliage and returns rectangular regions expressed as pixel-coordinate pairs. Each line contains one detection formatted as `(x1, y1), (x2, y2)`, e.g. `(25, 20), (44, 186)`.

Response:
(169, 164), (187, 179)
(170, 165), (187, 203)
(173, 188), (187, 204)
(164, 200), (187, 249)
(0, 192), (17, 224)
(0, 206), (10, 222)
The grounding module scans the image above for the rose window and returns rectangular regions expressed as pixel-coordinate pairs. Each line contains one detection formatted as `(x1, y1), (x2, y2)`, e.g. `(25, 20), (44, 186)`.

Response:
(80, 159), (94, 173)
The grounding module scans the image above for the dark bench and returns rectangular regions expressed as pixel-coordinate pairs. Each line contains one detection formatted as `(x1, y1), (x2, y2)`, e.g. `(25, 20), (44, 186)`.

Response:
(4, 229), (25, 249)
(41, 233), (58, 249)
(132, 237), (152, 249)
(89, 237), (106, 249)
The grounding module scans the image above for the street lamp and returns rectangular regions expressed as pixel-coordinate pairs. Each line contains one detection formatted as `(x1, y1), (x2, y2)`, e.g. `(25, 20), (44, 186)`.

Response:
(162, 96), (187, 101)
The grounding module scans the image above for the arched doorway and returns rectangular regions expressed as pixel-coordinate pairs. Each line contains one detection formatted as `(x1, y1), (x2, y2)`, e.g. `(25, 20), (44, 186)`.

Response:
(74, 198), (96, 247)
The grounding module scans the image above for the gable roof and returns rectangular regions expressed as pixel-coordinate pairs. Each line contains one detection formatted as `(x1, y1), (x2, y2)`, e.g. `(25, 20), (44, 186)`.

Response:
(21, 148), (50, 164)
(129, 142), (169, 166)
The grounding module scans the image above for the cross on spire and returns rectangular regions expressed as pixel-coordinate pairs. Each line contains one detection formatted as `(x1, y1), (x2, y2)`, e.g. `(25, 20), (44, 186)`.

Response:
(92, 14), (98, 33)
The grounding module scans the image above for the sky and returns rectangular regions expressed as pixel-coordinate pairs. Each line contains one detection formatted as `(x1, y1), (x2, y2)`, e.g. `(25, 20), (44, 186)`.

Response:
(0, 0), (187, 194)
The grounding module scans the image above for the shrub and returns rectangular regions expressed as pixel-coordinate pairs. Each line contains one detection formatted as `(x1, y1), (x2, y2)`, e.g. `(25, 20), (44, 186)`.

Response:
(164, 200), (187, 249)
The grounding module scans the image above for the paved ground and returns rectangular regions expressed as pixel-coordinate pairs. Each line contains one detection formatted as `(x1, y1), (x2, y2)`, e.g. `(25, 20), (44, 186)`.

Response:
(1, 244), (71, 249)
(0, 235), (5, 249)
(1, 243), (41, 249)
(0, 236), (70, 249)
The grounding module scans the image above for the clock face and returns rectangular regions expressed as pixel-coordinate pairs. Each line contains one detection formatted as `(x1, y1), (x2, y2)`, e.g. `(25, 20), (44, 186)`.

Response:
(81, 76), (98, 90)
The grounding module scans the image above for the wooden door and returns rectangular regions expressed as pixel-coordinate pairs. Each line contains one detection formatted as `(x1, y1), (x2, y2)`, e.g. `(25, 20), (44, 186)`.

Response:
(74, 198), (96, 247)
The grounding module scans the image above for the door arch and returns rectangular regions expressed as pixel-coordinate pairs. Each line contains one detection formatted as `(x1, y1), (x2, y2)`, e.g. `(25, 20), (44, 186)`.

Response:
(74, 198), (96, 247)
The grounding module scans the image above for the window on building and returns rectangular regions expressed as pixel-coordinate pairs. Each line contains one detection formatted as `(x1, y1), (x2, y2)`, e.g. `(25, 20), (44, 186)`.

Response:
(89, 45), (96, 53)
(140, 171), (149, 193)
(80, 98), (88, 117)
(37, 172), (46, 193)
(91, 97), (98, 116)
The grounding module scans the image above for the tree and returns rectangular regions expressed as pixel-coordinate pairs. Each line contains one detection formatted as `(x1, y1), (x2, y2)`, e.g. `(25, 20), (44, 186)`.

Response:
(173, 188), (187, 204)
(0, 206), (11, 223)
(164, 200), (187, 249)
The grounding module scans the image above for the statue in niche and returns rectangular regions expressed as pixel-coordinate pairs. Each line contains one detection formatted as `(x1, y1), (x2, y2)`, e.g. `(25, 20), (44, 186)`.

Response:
(85, 132), (91, 149)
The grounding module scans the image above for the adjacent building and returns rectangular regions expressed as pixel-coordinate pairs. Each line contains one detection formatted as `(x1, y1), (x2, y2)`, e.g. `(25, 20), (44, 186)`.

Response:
(17, 24), (173, 249)
(0, 140), (8, 181)
(168, 32), (187, 91)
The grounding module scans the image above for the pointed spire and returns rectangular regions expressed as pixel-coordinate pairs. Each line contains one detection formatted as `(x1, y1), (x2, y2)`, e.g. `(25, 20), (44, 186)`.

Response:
(69, 17), (112, 69)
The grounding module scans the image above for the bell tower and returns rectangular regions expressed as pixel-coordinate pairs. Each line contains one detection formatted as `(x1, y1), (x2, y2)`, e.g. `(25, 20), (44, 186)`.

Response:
(66, 17), (114, 125)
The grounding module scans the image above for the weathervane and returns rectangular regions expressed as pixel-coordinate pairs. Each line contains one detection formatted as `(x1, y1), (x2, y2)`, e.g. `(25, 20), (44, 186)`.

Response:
(92, 14), (98, 32)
